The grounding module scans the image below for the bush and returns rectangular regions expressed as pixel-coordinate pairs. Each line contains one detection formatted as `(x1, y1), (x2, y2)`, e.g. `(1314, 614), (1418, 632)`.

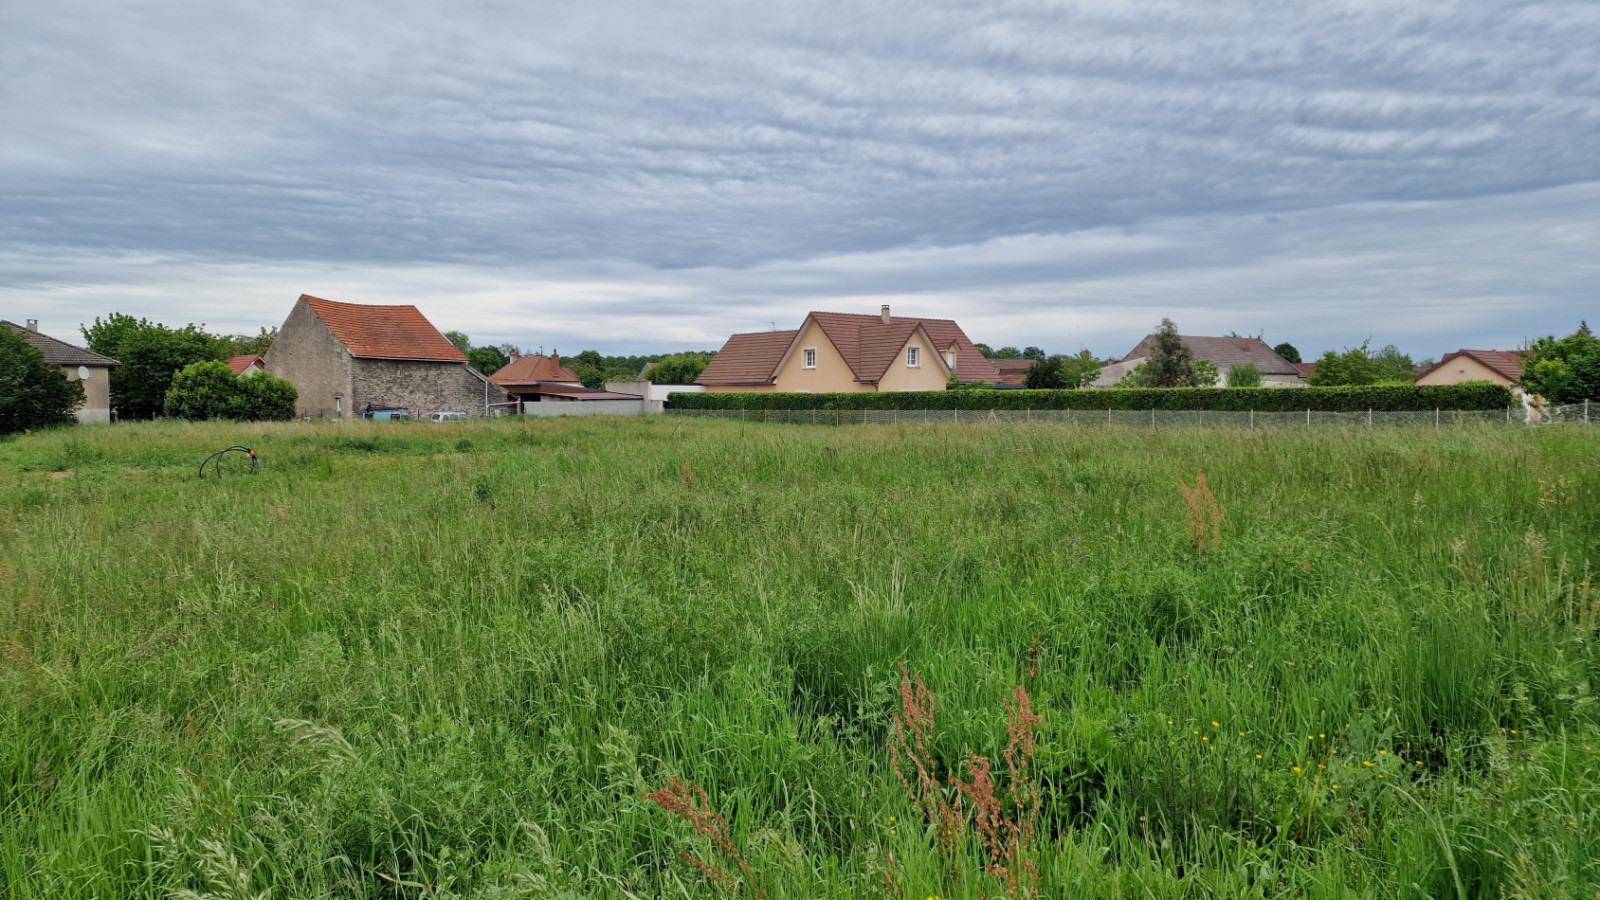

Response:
(669, 383), (1514, 412)
(0, 327), (84, 434)
(164, 360), (297, 421)
(1227, 363), (1264, 388)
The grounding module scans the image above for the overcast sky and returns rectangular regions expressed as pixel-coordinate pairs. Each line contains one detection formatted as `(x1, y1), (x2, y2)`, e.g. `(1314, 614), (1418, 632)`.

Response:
(2, 0), (1596, 358)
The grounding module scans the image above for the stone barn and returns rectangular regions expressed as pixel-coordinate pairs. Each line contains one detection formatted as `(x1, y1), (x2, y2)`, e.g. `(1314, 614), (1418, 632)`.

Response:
(264, 294), (507, 419)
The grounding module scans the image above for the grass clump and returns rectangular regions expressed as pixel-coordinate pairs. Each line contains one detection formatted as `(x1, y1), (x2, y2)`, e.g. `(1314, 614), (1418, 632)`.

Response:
(0, 416), (1597, 897)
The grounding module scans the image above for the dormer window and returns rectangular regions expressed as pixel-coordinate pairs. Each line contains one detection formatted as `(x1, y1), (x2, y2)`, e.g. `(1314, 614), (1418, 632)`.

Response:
(945, 349), (956, 369)
(802, 348), (817, 369)
(907, 346), (920, 367)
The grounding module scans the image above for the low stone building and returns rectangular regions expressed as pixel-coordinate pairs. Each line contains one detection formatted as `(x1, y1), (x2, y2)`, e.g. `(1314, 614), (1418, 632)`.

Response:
(1093, 334), (1306, 388)
(5, 320), (121, 423)
(263, 294), (507, 418)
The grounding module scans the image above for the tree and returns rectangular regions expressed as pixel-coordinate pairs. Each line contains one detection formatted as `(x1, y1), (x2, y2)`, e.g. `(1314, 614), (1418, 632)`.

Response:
(1371, 344), (1416, 382)
(1520, 324), (1600, 403)
(1226, 362), (1264, 387)
(1273, 342), (1301, 364)
(163, 360), (296, 421)
(1058, 351), (1103, 389)
(1144, 319), (1197, 387)
(1308, 341), (1382, 387)
(466, 346), (509, 375)
(227, 327), (278, 355)
(443, 331), (472, 355)
(1114, 363), (1148, 388)
(990, 346), (1023, 359)
(82, 315), (231, 419)
(973, 342), (995, 357)
(1, 327), (84, 433)
(648, 354), (710, 384)
(1021, 346), (1046, 362)
(1193, 359), (1220, 388)
(1023, 356), (1065, 389)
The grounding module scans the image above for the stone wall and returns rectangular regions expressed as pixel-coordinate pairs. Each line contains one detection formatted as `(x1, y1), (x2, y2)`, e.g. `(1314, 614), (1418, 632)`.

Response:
(263, 298), (354, 418)
(350, 359), (509, 417)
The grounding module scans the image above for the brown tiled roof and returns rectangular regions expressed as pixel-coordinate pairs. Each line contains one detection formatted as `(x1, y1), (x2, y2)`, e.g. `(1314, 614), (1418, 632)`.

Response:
(4, 321), (120, 367)
(1124, 334), (1301, 377)
(988, 358), (1036, 385)
(696, 330), (798, 384)
(301, 294), (465, 361)
(1418, 349), (1526, 383)
(490, 354), (580, 385)
(810, 311), (998, 383)
(227, 354), (264, 375)
(1293, 362), (1316, 378)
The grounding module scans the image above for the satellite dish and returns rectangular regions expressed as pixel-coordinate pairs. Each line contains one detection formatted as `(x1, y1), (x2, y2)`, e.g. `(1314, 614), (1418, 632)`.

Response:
(77, 366), (90, 380)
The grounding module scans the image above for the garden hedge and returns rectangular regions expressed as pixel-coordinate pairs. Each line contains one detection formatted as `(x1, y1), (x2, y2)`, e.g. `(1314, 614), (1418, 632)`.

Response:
(669, 384), (1513, 412)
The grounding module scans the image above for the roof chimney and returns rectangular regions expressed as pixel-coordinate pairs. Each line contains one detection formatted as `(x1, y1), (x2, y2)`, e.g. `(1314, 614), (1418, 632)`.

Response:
(550, 348), (559, 367)
(25, 319), (38, 332)
(509, 349), (519, 362)
(1245, 336), (1251, 349)
(880, 304), (891, 325)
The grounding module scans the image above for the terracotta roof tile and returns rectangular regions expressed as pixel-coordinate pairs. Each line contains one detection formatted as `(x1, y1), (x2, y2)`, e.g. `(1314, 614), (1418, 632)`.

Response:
(490, 354), (580, 384)
(301, 294), (465, 362)
(1419, 349), (1526, 383)
(4, 321), (120, 367)
(696, 330), (798, 384)
(810, 311), (998, 382)
(227, 354), (264, 375)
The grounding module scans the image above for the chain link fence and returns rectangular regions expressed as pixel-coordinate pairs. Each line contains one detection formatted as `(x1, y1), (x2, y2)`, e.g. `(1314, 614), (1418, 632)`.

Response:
(667, 402), (1595, 429)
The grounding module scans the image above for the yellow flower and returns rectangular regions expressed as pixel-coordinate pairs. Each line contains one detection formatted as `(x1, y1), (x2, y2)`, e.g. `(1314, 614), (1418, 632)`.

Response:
(1415, 761), (1422, 765)
(1202, 736), (1209, 742)
(1319, 733), (1325, 738)
(1239, 731), (1245, 736)
(1255, 754), (1263, 759)
(1308, 735), (1315, 740)
(1331, 749), (1338, 754)
(1293, 766), (1302, 773)
(1212, 721), (1220, 728)
(889, 816), (896, 823)
(1332, 784), (1339, 789)
(1379, 750), (1387, 756)
(1377, 775), (1384, 779)
(1363, 761), (1374, 767)
(1193, 730), (1199, 735)
(1167, 719), (1173, 725)
(890, 829), (897, 835)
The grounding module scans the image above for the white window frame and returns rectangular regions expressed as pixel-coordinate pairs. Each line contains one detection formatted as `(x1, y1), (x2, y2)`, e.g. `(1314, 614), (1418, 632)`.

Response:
(802, 347), (817, 369)
(945, 350), (956, 369)
(907, 346), (920, 367)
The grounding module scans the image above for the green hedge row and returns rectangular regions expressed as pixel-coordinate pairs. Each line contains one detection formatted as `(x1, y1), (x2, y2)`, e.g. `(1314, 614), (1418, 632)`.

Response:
(669, 384), (1514, 412)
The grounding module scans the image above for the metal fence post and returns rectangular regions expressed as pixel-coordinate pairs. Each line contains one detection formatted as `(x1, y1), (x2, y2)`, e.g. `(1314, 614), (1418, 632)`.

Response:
(1586, 399), (1590, 424)
(1250, 409), (1254, 430)
(1435, 408), (1439, 428)
(1368, 408), (1373, 427)
(1151, 408), (1155, 428)
(1306, 408), (1311, 428)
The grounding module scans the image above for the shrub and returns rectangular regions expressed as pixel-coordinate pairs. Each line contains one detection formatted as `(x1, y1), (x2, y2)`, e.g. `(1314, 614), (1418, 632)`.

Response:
(669, 383), (1513, 412)
(1227, 363), (1264, 388)
(164, 360), (297, 421)
(0, 327), (84, 433)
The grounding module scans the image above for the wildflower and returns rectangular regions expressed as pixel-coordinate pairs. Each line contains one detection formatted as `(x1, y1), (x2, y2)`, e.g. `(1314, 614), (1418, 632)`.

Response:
(1379, 750), (1387, 756)
(1378, 775), (1384, 779)
(1331, 749), (1338, 754)
(1332, 784), (1339, 789)
(1167, 719), (1173, 725)
(1292, 766), (1301, 773)
(1363, 761), (1374, 767)
(1212, 721), (1220, 728)
(1193, 730), (1199, 735)
(890, 829), (897, 836)
(1308, 735), (1315, 740)
(889, 816), (895, 823)
(1319, 733), (1325, 739)
(1415, 761), (1422, 766)
(1510, 729), (1518, 735)
(1239, 731), (1245, 736)
(1255, 754), (1262, 759)
(1202, 736), (1209, 742)
(1318, 764), (1325, 770)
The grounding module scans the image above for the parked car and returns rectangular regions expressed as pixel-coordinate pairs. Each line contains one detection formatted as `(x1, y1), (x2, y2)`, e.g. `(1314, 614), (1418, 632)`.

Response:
(430, 411), (468, 423)
(365, 409), (411, 420)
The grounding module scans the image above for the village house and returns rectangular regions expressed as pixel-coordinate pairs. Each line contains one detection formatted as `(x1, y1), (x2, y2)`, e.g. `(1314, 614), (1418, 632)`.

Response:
(1414, 350), (1526, 390)
(1093, 334), (1306, 388)
(696, 306), (998, 392)
(263, 294), (507, 419)
(227, 354), (265, 376)
(6, 320), (121, 423)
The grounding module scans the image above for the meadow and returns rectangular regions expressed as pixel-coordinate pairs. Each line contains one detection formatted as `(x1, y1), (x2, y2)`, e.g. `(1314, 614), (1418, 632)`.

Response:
(1, 416), (1596, 899)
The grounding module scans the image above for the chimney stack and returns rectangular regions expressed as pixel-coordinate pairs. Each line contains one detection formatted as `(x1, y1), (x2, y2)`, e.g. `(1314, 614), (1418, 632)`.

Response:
(551, 348), (560, 367)
(509, 348), (519, 362)
(25, 319), (38, 332)
(880, 304), (891, 325)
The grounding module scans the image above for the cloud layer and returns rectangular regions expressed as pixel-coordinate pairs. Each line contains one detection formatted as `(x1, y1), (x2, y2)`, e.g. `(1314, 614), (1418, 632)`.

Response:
(3, 0), (1596, 355)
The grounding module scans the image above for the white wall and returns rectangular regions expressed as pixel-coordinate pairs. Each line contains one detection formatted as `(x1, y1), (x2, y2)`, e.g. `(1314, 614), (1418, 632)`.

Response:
(518, 399), (656, 417)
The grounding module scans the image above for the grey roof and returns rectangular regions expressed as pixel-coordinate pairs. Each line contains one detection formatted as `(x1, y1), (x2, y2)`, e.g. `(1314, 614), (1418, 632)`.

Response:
(1123, 334), (1300, 376)
(4, 321), (120, 367)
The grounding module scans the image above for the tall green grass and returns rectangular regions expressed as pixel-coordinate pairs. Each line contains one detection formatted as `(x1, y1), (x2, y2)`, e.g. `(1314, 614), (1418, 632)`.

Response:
(1, 417), (1596, 898)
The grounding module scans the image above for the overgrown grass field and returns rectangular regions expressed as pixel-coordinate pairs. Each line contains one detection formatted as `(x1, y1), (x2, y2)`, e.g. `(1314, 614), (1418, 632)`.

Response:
(1, 417), (1596, 898)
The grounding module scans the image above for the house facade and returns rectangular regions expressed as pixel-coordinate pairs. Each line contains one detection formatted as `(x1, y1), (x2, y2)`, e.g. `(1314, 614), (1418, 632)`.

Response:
(697, 306), (997, 392)
(1093, 334), (1306, 388)
(228, 354), (265, 376)
(263, 294), (507, 418)
(489, 351), (586, 405)
(1414, 350), (1525, 389)
(6, 320), (120, 423)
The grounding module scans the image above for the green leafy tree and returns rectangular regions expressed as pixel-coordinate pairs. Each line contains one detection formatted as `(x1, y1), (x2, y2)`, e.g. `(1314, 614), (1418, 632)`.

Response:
(1022, 346), (1046, 362)
(647, 354), (710, 384)
(573, 350), (604, 370)
(164, 360), (296, 421)
(1520, 324), (1600, 403)
(466, 346), (509, 375)
(1371, 344), (1417, 382)
(1193, 359), (1220, 388)
(1058, 351), (1103, 389)
(1145, 318), (1197, 387)
(1024, 351), (1101, 389)
(1, 327), (84, 433)
(1308, 341), (1382, 387)
(1114, 363), (1148, 388)
(1226, 362), (1264, 387)
(1023, 356), (1065, 389)
(973, 342), (995, 357)
(82, 315), (231, 419)
(443, 331), (472, 355)
(947, 373), (991, 390)
(1273, 342), (1301, 364)
(227, 327), (278, 355)
(990, 346), (1023, 359)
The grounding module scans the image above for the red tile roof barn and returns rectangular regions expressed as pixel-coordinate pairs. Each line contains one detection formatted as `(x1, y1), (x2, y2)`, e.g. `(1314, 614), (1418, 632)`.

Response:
(696, 330), (799, 384)
(301, 294), (466, 362)
(227, 354), (264, 375)
(490, 354), (580, 385)
(1418, 349), (1527, 383)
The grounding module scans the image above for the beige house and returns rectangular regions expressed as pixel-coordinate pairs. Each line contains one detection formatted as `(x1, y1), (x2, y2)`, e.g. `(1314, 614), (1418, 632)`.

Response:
(1415, 350), (1525, 389)
(697, 306), (997, 392)
(6, 320), (120, 423)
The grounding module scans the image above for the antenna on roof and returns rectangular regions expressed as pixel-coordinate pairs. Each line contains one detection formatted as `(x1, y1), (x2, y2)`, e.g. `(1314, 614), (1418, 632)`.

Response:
(771, 321), (777, 331)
